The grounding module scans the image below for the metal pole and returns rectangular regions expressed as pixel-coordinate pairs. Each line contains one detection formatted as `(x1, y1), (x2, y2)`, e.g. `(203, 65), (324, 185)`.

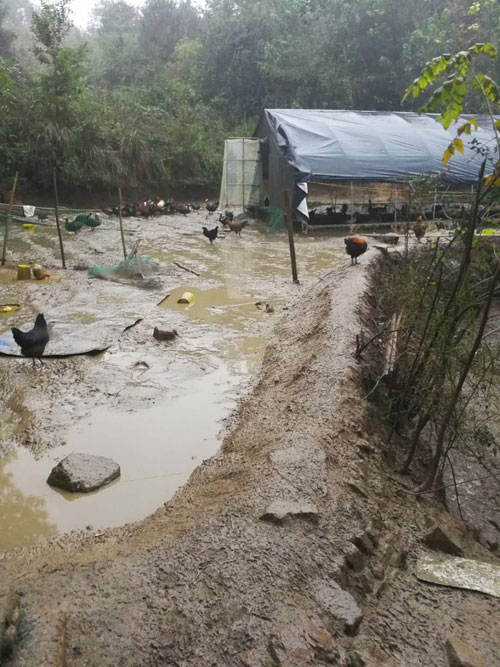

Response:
(284, 190), (299, 284)
(53, 167), (66, 269)
(118, 187), (127, 259)
(1, 171), (18, 267)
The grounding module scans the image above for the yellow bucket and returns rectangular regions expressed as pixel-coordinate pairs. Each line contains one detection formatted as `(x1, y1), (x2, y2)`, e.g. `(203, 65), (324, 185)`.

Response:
(0, 304), (20, 313)
(177, 292), (195, 304)
(23, 223), (35, 232)
(17, 264), (32, 281)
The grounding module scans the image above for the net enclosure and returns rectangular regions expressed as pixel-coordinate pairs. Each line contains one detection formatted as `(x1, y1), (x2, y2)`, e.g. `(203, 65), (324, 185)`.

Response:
(251, 109), (499, 214)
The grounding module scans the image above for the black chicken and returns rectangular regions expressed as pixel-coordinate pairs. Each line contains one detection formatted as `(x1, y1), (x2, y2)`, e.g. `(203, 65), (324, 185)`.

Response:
(205, 199), (219, 213)
(190, 203), (201, 210)
(344, 236), (368, 265)
(202, 226), (219, 243)
(11, 314), (50, 366)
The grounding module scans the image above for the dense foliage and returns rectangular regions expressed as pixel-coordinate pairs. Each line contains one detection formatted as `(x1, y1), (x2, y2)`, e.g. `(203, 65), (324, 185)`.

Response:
(0, 0), (499, 194)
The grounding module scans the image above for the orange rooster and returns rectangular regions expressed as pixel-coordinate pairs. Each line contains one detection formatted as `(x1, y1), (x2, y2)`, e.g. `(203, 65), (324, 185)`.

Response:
(344, 236), (368, 265)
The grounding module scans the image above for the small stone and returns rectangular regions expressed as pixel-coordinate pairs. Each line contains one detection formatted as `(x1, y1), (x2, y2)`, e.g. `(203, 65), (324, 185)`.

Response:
(424, 525), (464, 557)
(348, 651), (367, 667)
(353, 533), (375, 555)
(153, 327), (178, 342)
(312, 580), (363, 636)
(0, 591), (21, 657)
(260, 500), (319, 524)
(47, 453), (120, 493)
(344, 546), (365, 572)
(307, 627), (333, 648)
(445, 637), (486, 667)
(347, 481), (369, 499)
(479, 526), (499, 554)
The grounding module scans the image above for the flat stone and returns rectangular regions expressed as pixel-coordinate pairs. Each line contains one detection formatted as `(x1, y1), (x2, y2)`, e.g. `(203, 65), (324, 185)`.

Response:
(260, 500), (319, 524)
(312, 580), (363, 636)
(424, 525), (464, 557)
(445, 637), (486, 667)
(47, 453), (120, 493)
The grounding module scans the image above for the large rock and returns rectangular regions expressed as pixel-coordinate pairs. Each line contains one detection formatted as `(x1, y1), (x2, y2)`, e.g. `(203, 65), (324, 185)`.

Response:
(424, 525), (464, 557)
(445, 637), (486, 667)
(47, 453), (120, 493)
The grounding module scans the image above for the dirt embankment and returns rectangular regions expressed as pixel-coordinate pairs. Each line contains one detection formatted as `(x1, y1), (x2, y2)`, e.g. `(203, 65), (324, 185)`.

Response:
(1, 253), (499, 666)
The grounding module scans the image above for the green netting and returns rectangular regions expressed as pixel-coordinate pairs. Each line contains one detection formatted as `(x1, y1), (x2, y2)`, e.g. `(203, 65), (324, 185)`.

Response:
(250, 206), (284, 233)
(89, 253), (159, 289)
(266, 207), (285, 233)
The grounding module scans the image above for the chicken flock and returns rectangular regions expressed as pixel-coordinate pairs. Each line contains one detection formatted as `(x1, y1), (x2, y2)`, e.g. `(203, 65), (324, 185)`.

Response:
(9, 195), (437, 365)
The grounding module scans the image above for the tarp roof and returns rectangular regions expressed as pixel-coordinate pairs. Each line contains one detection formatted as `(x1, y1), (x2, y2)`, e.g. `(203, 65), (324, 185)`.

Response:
(258, 109), (498, 185)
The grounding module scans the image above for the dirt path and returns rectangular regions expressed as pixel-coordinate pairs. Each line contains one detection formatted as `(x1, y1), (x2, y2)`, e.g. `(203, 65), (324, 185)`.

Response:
(1, 243), (498, 666)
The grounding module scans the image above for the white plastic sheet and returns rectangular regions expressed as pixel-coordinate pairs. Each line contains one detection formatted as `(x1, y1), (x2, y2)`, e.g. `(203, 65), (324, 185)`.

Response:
(219, 138), (261, 208)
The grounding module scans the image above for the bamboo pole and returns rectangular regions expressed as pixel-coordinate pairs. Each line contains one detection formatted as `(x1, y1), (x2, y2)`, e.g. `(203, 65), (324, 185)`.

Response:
(284, 190), (299, 284)
(53, 167), (66, 269)
(1, 171), (18, 267)
(118, 187), (127, 259)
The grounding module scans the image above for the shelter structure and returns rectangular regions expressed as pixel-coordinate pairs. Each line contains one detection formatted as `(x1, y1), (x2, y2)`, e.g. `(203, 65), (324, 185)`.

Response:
(248, 109), (498, 225)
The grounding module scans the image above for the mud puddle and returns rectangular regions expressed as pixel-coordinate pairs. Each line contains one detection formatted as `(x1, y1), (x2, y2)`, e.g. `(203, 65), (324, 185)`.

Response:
(0, 365), (237, 549)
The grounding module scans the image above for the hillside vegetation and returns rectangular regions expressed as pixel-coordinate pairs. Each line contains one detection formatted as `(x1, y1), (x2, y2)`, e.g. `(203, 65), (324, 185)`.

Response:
(0, 0), (499, 194)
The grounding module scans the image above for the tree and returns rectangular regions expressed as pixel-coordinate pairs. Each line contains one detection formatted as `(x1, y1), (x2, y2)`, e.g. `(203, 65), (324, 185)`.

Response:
(0, 0), (14, 57)
(89, 0), (140, 87)
(30, 0), (88, 179)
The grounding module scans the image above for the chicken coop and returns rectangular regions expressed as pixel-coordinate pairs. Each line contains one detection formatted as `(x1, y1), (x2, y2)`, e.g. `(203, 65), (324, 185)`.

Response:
(225, 109), (498, 230)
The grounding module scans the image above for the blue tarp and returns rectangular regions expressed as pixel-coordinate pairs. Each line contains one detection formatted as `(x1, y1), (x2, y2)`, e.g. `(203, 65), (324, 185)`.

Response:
(261, 109), (498, 184)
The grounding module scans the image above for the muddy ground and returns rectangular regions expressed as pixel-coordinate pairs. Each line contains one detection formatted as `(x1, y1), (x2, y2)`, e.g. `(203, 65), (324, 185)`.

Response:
(0, 213), (499, 666)
(0, 210), (347, 546)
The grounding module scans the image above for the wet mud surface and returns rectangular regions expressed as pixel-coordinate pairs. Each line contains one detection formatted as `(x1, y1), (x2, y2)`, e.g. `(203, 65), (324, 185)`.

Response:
(0, 215), (498, 666)
(0, 210), (345, 547)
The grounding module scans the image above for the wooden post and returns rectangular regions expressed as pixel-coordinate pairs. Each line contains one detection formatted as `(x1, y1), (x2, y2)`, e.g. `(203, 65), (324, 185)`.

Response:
(405, 184), (411, 258)
(118, 187), (127, 259)
(1, 171), (18, 267)
(53, 167), (66, 269)
(284, 190), (299, 284)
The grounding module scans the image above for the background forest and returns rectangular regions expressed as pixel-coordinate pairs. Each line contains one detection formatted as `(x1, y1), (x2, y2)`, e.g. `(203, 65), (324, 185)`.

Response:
(0, 0), (499, 196)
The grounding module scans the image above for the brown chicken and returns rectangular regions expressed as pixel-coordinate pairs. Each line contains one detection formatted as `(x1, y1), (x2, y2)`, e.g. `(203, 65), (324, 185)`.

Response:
(226, 220), (249, 236)
(413, 215), (427, 242)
